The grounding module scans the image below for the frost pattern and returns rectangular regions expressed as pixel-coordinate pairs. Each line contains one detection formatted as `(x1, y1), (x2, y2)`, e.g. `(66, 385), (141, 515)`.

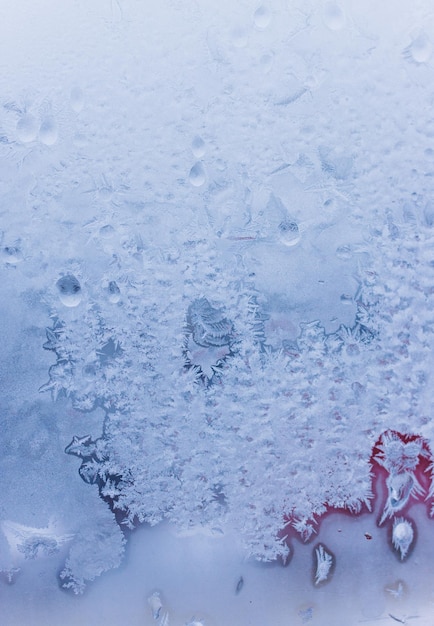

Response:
(374, 432), (428, 524)
(59, 513), (125, 594)
(39, 197), (434, 572)
(314, 544), (333, 585)
(1, 520), (74, 560)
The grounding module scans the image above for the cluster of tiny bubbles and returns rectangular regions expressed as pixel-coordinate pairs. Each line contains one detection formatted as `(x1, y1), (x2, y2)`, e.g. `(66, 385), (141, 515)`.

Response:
(277, 218), (300, 247)
(323, 2), (346, 31)
(253, 5), (271, 30)
(39, 116), (58, 146)
(56, 274), (82, 307)
(189, 161), (206, 187)
(70, 86), (84, 113)
(16, 114), (38, 143)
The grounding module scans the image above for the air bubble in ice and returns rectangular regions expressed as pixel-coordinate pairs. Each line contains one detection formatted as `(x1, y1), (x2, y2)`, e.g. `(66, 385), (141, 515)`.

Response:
(323, 2), (345, 31)
(278, 218), (300, 247)
(16, 114), (38, 143)
(189, 162), (206, 187)
(108, 280), (121, 303)
(70, 86), (84, 112)
(254, 6), (271, 29)
(392, 518), (413, 560)
(405, 32), (432, 64)
(39, 117), (58, 145)
(192, 135), (206, 158)
(56, 274), (82, 307)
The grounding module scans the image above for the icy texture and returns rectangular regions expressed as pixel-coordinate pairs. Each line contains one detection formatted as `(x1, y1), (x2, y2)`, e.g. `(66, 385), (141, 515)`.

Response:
(1, 520), (74, 560)
(2, 0), (434, 604)
(374, 432), (428, 524)
(59, 512), (125, 594)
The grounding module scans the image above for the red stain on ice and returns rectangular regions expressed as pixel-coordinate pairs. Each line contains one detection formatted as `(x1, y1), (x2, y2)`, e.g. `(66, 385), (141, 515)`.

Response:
(281, 430), (433, 549)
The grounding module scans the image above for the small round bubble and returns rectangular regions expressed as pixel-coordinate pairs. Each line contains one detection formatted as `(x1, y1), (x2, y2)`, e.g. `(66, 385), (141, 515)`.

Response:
(56, 274), (82, 307)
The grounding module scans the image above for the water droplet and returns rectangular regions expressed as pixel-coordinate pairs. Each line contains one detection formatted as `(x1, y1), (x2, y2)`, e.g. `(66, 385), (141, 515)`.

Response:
(231, 26), (249, 48)
(424, 202), (434, 227)
(2, 246), (23, 265)
(407, 32), (432, 63)
(340, 294), (352, 305)
(215, 159), (226, 171)
(336, 245), (353, 260)
(260, 53), (273, 74)
(189, 162), (206, 187)
(278, 218), (300, 247)
(323, 2), (345, 31)
(56, 274), (82, 307)
(70, 86), (84, 113)
(39, 117), (58, 145)
(108, 280), (120, 303)
(99, 224), (115, 238)
(73, 133), (87, 147)
(16, 114), (38, 143)
(192, 135), (206, 158)
(254, 5), (271, 29)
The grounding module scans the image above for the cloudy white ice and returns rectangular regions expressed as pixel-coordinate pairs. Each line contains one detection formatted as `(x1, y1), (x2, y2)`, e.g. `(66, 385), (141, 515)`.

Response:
(2, 0), (434, 624)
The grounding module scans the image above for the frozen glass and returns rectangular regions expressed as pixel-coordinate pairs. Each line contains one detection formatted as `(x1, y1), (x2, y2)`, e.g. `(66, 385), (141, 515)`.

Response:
(1, 1), (434, 624)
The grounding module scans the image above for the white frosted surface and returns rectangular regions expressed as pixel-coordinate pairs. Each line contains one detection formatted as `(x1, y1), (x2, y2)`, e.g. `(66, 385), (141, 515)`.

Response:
(2, 0), (434, 623)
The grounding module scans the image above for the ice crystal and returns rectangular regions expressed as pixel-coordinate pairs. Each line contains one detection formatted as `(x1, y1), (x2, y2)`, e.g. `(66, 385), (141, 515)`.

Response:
(59, 513), (124, 594)
(374, 432), (427, 524)
(314, 544), (333, 585)
(1, 520), (74, 561)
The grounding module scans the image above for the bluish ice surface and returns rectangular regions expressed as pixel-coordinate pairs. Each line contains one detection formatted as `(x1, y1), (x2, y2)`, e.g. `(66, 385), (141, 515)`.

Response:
(2, 1), (434, 623)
